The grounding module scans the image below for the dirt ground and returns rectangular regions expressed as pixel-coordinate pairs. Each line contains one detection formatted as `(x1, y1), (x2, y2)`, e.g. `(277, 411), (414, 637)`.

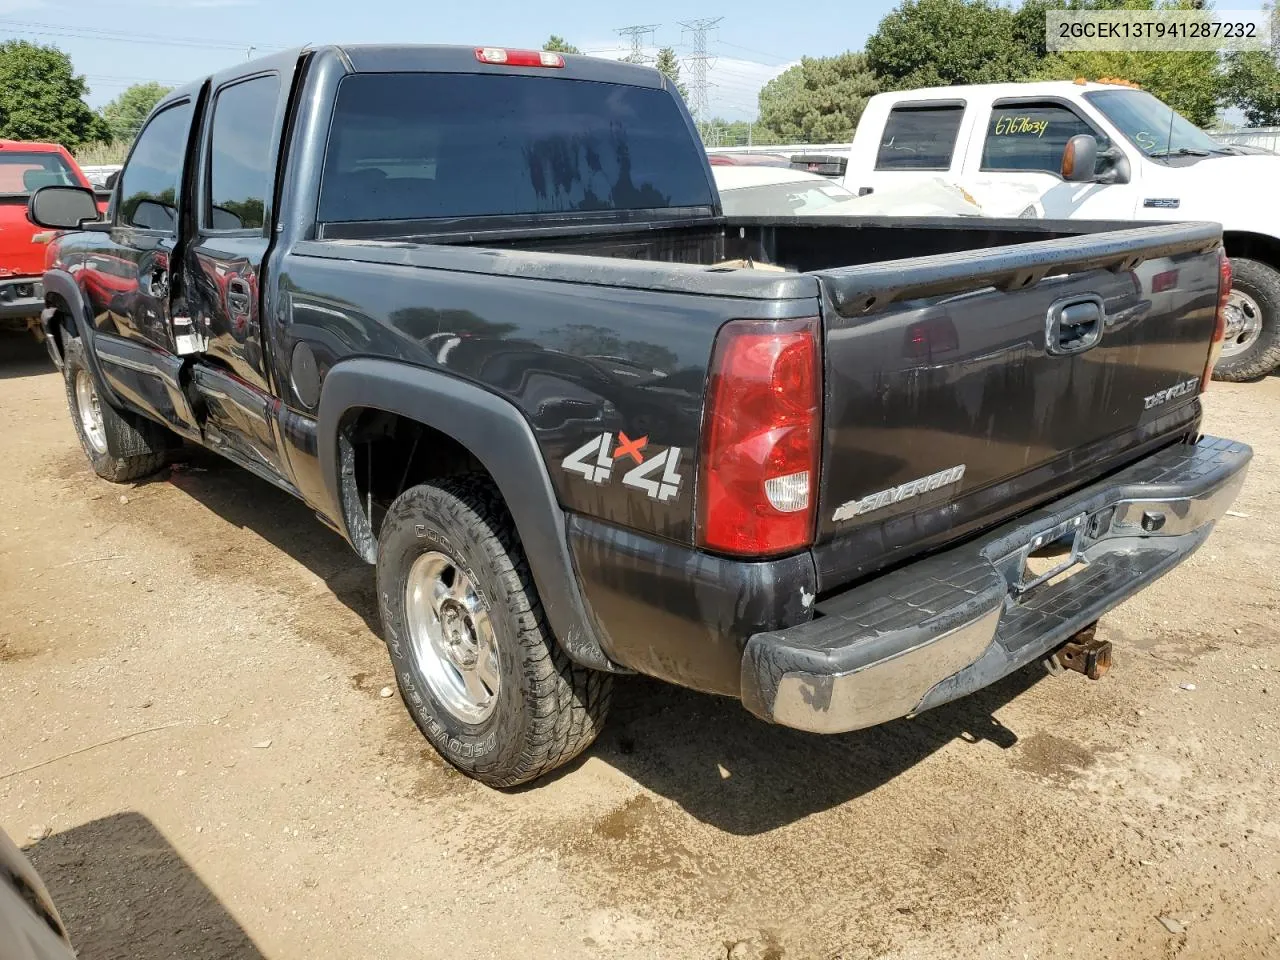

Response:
(2, 329), (1279, 960)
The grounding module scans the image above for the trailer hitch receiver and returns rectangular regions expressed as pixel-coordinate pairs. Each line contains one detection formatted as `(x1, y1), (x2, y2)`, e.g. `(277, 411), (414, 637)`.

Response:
(1046, 623), (1112, 680)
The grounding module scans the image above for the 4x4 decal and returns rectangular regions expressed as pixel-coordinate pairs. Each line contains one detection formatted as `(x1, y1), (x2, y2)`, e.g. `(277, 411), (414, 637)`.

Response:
(562, 432), (684, 502)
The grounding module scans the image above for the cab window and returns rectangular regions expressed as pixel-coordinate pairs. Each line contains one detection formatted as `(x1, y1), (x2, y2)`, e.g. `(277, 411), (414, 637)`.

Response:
(206, 74), (281, 231)
(874, 104), (964, 171)
(981, 102), (1109, 176)
(118, 100), (194, 232)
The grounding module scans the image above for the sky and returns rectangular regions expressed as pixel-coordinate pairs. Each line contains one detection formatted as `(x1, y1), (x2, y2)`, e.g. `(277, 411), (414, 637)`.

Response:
(0, 0), (1269, 118)
(0, 0), (907, 117)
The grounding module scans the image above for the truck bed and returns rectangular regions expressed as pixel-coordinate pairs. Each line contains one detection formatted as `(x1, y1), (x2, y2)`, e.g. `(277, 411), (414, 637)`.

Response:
(295, 217), (1223, 595)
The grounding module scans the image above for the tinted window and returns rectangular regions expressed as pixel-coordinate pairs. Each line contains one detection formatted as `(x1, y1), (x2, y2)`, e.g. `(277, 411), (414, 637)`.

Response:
(981, 103), (1109, 174)
(0, 153), (77, 195)
(208, 75), (280, 230)
(119, 100), (194, 232)
(875, 105), (964, 171)
(318, 73), (716, 223)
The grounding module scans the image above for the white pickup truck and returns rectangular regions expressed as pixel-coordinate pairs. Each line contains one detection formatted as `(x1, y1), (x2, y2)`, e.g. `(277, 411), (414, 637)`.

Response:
(842, 81), (1280, 381)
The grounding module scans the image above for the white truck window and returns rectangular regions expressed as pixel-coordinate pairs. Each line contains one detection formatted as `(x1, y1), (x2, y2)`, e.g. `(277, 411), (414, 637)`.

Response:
(980, 102), (1108, 176)
(874, 104), (964, 172)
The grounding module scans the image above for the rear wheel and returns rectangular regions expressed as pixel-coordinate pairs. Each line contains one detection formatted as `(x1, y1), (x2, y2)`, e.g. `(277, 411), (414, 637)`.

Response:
(376, 475), (612, 787)
(63, 334), (169, 482)
(1214, 257), (1280, 382)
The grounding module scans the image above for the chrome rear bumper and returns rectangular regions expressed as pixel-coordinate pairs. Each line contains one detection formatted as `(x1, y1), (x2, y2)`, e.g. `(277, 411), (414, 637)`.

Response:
(741, 436), (1251, 734)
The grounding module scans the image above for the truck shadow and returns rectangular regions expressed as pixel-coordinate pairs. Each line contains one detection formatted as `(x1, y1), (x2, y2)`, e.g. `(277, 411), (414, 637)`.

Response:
(160, 446), (382, 637)
(23, 812), (266, 960)
(0, 329), (54, 380)
(578, 666), (1040, 835)
(151, 447), (1043, 834)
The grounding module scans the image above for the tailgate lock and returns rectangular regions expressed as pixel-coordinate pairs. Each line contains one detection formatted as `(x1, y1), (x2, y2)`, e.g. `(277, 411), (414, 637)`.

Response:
(1045, 295), (1105, 356)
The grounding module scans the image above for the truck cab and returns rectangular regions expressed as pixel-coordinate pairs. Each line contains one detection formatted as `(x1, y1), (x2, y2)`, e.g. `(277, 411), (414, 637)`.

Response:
(844, 81), (1280, 381)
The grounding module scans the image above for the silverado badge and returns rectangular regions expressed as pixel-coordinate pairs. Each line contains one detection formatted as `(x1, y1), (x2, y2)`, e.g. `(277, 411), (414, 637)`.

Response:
(832, 465), (967, 522)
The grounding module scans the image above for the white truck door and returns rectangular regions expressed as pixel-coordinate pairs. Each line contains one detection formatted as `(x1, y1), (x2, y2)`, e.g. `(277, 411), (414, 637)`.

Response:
(847, 99), (969, 200)
(959, 97), (1140, 220)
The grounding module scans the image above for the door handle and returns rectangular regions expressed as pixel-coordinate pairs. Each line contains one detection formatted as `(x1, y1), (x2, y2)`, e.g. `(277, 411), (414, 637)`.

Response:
(226, 278), (252, 317)
(1045, 295), (1105, 356)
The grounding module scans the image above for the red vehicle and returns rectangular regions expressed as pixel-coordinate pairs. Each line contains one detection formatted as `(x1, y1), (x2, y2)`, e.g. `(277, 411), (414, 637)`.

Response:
(0, 140), (100, 337)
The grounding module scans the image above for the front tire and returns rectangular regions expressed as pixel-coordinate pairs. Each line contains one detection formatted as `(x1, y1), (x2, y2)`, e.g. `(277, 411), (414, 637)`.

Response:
(376, 476), (612, 787)
(1214, 257), (1280, 382)
(63, 334), (169, 482)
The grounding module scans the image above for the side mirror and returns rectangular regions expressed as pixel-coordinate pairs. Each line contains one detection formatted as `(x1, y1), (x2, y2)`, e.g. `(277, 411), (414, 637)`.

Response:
(1061, 134), (1099, 183)
(27, 185), (101, 229)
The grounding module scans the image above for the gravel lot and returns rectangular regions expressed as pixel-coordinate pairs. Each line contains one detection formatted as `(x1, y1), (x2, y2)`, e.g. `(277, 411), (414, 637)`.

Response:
(2, 329), (1279, 960)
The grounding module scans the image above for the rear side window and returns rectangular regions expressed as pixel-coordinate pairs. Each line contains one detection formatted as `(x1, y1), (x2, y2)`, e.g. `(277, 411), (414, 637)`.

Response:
(207, 74), (281, 231)
(981, 102), (1109, 175)
(874, 105), (964, 171)
(119, 100), (194, 232)
(318, 72), (716, 223)
(0, 153), (77, 195)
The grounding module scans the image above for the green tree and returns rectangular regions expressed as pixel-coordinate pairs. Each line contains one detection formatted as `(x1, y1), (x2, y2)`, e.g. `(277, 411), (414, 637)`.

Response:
(0, 41), (108, 148)
(866, 0), (1040, 89)
(1224, 50), (1280, 126)
(700, 117), (769, 146)
(654, 46), (687, 99)
(757, 53), (879, 143)
(1035, 2), (1227, 126)
(99, 81), (172, 143)
(1224, 3), (1280, 126)
(542, 35), (580, 54)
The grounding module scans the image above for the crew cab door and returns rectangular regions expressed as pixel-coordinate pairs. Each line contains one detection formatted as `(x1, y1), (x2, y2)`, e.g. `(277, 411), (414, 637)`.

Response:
(958, 98), (1140, 219)
(87, 98), (196, 354)
(181, 59), (297, 483)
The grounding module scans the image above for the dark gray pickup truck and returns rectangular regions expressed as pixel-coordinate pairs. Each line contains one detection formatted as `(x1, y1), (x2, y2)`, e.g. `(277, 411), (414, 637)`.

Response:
(29, 44), (1249, 786)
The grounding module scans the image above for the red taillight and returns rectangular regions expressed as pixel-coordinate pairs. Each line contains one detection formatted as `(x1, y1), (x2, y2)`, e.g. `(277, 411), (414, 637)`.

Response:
(1203, 249), (1232, 391)
(698, 317), (821, 556)
(475, 47), (565, 68)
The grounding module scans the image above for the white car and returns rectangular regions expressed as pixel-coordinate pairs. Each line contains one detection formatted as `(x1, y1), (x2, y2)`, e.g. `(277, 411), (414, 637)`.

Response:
(842, 80), (1280, 380)
(712, 165), (984, 218)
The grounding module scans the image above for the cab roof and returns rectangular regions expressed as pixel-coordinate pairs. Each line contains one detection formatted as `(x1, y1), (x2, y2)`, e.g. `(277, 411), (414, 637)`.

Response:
(871, 80), (1143, 102)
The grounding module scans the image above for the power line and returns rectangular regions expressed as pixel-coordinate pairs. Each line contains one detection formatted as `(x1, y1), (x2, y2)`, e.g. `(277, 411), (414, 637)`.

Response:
(0, 18), (288, 52)
(679, 16), (723, 125)
(716, 39), (793, 66)
(614, 24), (658, 64)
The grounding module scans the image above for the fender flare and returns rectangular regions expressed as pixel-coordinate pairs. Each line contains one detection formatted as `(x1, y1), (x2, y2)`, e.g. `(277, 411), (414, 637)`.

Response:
(317, 357), (626, 674)
(40, 269), (124, 409)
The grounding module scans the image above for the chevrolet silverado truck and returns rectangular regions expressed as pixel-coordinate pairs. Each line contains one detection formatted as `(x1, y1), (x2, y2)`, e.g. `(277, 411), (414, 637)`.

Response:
(28, 45), (1250, 787)
(842, 81), (1280, 381)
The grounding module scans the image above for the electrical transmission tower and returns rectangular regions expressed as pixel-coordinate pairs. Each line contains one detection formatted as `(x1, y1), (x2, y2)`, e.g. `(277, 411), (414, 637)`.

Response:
(679, 17), (723, 126)
(615, 24), (658, 63)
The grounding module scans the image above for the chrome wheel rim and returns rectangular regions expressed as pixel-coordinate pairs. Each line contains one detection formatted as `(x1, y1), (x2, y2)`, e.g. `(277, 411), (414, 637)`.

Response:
(1221, 289), (1263, 358)
(74, 369), (108, 455)
(403, 551), (499, 724)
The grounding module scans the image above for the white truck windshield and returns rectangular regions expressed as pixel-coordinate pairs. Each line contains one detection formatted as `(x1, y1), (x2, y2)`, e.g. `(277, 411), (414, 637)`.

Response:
(1084, 89), (1227, 158)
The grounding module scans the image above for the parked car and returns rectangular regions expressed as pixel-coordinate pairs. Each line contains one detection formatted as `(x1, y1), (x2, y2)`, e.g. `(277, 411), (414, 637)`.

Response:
(842, 80), (1280, 380)
(0, 827), (76, 960)
(30, 44), (1248, 788)
(713, 165), (984, 217)
(0, 141), (105, 342)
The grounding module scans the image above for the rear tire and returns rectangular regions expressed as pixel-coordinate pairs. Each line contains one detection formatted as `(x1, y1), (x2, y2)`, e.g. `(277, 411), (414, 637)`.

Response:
(376, 475), (612, 788)
(1213, 257), (1280, 382)
(63, 334), (169, 482)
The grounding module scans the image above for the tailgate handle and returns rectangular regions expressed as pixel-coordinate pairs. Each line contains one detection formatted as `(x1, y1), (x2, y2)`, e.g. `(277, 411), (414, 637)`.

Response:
(1045, 295), (1105, 356)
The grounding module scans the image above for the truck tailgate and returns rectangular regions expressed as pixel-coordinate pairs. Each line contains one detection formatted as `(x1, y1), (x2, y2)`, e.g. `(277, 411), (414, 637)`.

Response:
(811, 222), (1223, 590)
